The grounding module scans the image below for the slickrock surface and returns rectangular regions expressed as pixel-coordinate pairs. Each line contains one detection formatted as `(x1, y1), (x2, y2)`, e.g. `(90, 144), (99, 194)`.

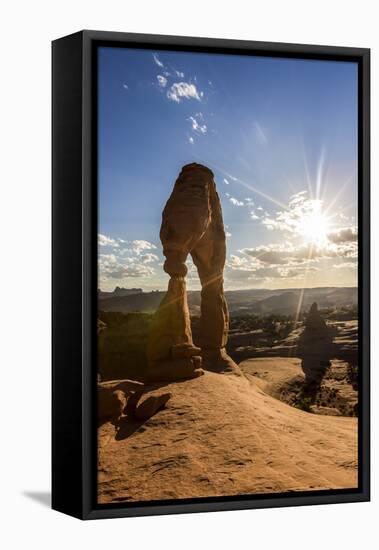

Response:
(98, 370), (357, 503)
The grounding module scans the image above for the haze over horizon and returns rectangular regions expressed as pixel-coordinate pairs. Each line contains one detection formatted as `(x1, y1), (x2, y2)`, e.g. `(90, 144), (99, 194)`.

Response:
(98, 47), (358, 292)
(99, 283), (358, 294)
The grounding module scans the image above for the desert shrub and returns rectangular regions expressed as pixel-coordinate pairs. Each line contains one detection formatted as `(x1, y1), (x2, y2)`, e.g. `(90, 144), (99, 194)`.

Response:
(347, 363), (359, 390)
(296, 396), (313, 412)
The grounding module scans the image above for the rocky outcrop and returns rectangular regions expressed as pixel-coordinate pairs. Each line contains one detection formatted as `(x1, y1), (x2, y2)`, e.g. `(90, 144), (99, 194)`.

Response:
(146, 163), (238, 382)
(304, 302), (328, 332)
(297, 302), (337, 388)
(98, 388), (127, 423)
(98, 380), (172, 424)
(126, 390), (172, 421)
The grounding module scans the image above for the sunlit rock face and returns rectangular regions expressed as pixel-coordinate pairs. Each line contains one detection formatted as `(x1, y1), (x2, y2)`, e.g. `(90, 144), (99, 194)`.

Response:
(146, 163), (239, 382)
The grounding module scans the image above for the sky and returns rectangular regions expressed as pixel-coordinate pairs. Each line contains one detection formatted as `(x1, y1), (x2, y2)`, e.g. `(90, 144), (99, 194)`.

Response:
(98, 46), (358, 292)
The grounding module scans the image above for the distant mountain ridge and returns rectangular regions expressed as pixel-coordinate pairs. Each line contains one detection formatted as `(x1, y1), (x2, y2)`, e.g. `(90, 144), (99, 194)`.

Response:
(98, 286), (143, 299)
(98, 286), (357, 316)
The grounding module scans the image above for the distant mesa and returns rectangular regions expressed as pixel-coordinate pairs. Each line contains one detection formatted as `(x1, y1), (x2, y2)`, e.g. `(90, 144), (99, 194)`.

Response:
(98, 286), (357, 317)
(98, 287), (143, 299)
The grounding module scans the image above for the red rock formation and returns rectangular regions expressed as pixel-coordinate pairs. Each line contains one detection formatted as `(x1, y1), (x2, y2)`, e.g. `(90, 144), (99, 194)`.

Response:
(146, 163), (238, 382)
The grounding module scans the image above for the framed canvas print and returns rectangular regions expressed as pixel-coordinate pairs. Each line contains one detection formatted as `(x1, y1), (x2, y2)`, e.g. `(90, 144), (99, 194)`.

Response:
(52, 30), (370, 520)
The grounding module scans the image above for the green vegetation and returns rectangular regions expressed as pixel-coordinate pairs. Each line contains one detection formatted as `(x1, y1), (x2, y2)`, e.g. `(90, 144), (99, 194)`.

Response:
(296, 395), (313, 412)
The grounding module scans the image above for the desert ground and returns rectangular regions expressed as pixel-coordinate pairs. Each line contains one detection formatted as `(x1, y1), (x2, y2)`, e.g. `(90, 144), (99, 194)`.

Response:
(97, 294), (358, 504)
(98, 369), (357, 503)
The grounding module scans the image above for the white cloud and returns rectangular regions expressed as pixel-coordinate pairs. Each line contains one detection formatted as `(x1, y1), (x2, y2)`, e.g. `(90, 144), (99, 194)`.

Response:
(188, 136), (194, 145)
(103, 264), (154, 280)
(99, 235), (157, 256)
(157, 75), (167, 87)
(250, 212), (260, 220)
(140, 253), (159, 264)
(259, 192), (358, 259)
(188, 115), (207, 134)
(261, 193), (321, 234)
(241, 238), (358, 267)
(98, 236), (158, 284)
(225, 249), (322, 284)
(327, 227), (357, 243)
(229, 197), (244, 207)
(128, 240), (157, 255)
(99, 253), (117, 264)
(242, 244), (293, 265)
(223, 178), (229, 185)
(167, 82), (201, 103)
(153, 53), (164, 67)
(98, 234), (119, 248)
(122, 83), (129, 90)
(227, 254), (253, 271)
(176, 70), (184, 77)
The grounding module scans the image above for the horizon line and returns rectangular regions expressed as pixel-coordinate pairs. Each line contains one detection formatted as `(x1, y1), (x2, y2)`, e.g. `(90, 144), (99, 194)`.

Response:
(99, 284), (358, 293)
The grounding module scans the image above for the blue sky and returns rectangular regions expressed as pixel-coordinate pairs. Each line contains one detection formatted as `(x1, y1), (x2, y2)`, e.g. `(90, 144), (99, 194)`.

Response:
(98, 46), (358, 291)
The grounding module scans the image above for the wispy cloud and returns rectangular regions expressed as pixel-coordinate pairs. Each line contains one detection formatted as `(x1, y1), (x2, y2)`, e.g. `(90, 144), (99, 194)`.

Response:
(157, 75), (167, 88)
(229, 196), (244, 207)
(188, 114), (207, 134)
(152, 53), (164, 68)
(254, 121), (268, 144)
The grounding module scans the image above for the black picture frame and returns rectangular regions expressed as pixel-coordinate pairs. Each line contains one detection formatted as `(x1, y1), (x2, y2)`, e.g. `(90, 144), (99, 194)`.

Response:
(52, 30), (370, 520)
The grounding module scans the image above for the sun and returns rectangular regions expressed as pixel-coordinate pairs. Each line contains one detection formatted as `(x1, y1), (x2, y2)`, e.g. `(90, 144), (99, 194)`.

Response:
(297, 201), (330, 246)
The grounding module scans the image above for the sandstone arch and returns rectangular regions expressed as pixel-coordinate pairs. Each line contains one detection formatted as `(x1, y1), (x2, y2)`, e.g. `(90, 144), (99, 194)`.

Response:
(146, 163), (239, 382)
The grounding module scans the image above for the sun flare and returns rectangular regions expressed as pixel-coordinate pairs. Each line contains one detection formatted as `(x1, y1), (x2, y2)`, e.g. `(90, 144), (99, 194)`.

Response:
(297, 202), (330, 246)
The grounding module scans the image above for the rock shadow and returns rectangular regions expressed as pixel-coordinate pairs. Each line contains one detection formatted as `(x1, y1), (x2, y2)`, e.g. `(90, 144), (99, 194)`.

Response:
(296, 302), (338, 406)
(110, 382), (174, 441)
(114, 415), (147, 441)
